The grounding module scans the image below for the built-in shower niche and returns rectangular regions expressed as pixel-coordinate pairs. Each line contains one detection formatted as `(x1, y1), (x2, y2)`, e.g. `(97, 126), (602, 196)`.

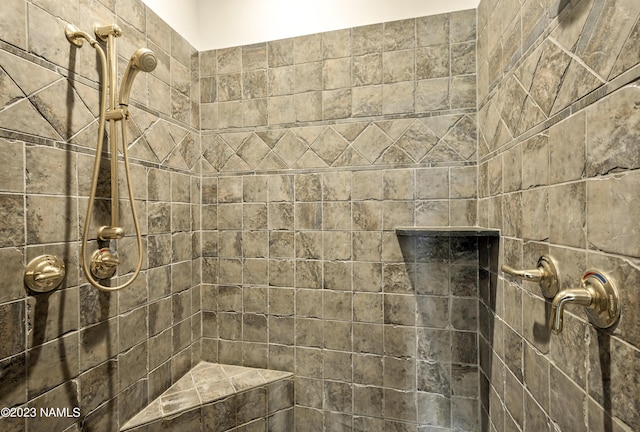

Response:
(394, 227), (499, 431)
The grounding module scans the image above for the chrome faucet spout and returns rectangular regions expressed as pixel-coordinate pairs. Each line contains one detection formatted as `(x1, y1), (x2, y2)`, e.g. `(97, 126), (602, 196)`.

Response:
(549, 271), (620, 334)
(550, 287), (593, 334)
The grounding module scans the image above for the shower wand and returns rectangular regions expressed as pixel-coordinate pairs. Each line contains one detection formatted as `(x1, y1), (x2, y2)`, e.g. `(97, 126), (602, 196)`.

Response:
(119, 48), (157, 107)
(66, 22), (155, 291)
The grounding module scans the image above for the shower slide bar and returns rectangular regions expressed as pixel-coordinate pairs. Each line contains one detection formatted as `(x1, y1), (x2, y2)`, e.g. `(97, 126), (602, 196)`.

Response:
(65, 23), (157, 291)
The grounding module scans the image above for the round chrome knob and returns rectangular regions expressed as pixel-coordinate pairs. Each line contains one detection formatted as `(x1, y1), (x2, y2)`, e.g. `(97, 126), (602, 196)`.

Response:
(24, 255), (66, 293)
(90, 248), (119, 280)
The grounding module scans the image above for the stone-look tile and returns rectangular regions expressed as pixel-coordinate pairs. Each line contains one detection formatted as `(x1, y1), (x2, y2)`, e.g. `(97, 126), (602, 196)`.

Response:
(0, 300), (25, 360)
(26, 195), (77, 244)
(353, 385), (383, 417)
(242, 43), (267, 71)
(578, 0), (640, 80)
(324, 350), (352, 382)
(268, 66), (294, 97)
(323, 29), (351, 59)
(324, 379), (352, 412)
(549, 182), (586, 248)
(549, 110), (586, 184)
(268, 96), (296, 125)
(30, 80), (95, 140)
(452, 397), (479, 431)
(323, 58), (351, 90)
(451, 9), (476, 43)
(0, 247), (25, 303)
(549, 365), (587, 432)
(27, 288), (79, 347)
(522, 134), (548, 188)
(417, 14), (450, 47)
(0, 194), (24, 248)
(0, 0), (27, 49)
(384, 325), (416, 360)
(294, 92), (322, 122)
(20, 41), (70, 100)
(323, 89), (352, 120)
(450, 75), (477, 110)
(27, 333), (79, 399)
(353, 263), (383, 292)
(589, 331), (640, 430)
(295, 61), (322, 93)
(294, 34), (322, 64)
(294, 406), (323, 432)
(27, 4), (75, 70)
(26, 380), (80, 432)
(353, 54), (382, 87)
(353, 24), (383, 55)
(119, 306), (148, 352)
(0, 139), (24, 193)
(383, 82), (415, 114)
(586, 85), (640, 177)
(268, 38), (294, 68)
(587, 171), (640, 257)
(384, 19), (415, 51)
(384, 50), (415, 83)
(295, 361), (328, 398)
(416, 78), (450, 112)
(417, 45), (450, 80)
(0, 353), (24, 412)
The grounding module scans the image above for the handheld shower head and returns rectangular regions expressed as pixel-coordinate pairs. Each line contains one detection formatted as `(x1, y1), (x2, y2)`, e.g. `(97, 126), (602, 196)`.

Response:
(131, 48), (157, 72)
(119, 48), (157, 106)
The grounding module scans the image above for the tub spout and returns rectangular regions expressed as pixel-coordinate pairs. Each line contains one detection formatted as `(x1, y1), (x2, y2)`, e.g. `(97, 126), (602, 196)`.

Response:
(549, 271), (620, 334)
(550, 287), (592, 334)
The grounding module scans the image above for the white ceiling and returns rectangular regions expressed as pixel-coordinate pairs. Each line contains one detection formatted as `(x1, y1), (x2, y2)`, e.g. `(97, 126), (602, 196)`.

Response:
(142, 0), (480, 51)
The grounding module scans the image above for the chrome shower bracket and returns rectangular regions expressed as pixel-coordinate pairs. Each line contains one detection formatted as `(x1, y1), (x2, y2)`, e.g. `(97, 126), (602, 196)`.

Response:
(98, 226), (125, 241)
(94, 23), (122, 41)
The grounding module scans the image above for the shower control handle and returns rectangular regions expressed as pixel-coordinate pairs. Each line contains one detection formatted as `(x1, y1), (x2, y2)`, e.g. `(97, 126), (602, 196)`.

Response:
(501, 265), (544, 281)
(24, 255), (66, 293)
(90, 248), (119, 280)
(501, 255), (559, 298)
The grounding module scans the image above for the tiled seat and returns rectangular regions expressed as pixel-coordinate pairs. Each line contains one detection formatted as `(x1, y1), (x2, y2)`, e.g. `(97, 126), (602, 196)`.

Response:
(121, 362), (294, 431)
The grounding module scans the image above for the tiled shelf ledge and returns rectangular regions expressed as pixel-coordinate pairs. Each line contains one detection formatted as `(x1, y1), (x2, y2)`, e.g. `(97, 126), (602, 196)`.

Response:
(121, 362), (294, 432)
(395, 226), (501, 237)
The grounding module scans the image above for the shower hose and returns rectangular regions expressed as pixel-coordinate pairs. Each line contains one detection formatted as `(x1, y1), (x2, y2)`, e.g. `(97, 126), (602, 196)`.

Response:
(79, 34), (144, 291)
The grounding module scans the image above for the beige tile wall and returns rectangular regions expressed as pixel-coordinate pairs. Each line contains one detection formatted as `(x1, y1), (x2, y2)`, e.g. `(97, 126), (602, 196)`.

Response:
(198, 10), (482, 432)
(477, 0), (640, 431)
(0, 0), (201, 431)
(6, 0), (640, 431)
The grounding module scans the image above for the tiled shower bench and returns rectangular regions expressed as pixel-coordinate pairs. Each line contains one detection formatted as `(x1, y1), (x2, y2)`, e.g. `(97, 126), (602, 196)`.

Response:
(121, 362), (294, 431)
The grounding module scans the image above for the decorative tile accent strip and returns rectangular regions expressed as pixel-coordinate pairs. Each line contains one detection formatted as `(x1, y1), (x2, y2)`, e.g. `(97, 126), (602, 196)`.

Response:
(201, 115), (478, 173)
